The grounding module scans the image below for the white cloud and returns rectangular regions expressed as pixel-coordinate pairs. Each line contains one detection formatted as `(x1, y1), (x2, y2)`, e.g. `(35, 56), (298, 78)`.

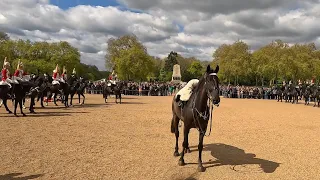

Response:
(1, 0), (320, 70)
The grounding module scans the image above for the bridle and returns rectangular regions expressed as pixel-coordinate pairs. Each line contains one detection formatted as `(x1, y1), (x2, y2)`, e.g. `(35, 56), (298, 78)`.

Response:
(191, 72), (219, 136)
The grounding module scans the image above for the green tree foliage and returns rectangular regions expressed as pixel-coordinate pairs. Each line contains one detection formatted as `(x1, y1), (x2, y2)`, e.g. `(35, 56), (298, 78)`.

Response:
(213, 40), (320, 86)
(0, 32), (107, 80)
(106, 34), (154, 81)
(164, 51), (178, 72)
(187, 61), (203, 79)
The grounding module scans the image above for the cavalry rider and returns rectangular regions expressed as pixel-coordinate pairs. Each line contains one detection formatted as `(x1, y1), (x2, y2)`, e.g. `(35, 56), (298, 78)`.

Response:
(52, 64), (60, 85)
(13, 60), (28, 82)
(108, 70), (118, 85)
(0, 57), (14, 88)
(60, 66), (67, 83)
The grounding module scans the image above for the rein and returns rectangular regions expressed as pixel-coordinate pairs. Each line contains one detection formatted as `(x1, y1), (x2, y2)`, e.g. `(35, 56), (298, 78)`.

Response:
(190, 73), (218, 137)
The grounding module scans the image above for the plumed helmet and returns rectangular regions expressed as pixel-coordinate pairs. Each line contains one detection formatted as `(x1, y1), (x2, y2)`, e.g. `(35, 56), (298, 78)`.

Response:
(3, 57), (10, 68)
(53, 64), (59, 73)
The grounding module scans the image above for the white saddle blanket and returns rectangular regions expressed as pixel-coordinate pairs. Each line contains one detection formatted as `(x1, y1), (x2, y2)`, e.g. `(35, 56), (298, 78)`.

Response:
(0, 81), (12, 88)
(52, 80), (60, 85)
(176, 79), (199, 101)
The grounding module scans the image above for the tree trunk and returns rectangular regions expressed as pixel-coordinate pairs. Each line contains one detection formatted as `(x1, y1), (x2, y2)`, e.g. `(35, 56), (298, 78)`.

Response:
(255, 76), (258, 86)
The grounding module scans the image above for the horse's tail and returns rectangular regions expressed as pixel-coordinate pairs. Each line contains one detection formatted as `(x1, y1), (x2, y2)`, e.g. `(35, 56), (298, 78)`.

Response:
(171, 117), (175, 133)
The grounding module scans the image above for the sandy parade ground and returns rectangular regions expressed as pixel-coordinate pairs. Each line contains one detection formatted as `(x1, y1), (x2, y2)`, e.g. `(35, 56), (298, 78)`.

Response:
(0, 94), (319, 180)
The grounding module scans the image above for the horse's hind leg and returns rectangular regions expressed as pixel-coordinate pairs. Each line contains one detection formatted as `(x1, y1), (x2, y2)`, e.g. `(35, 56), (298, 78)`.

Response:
(178, 127), (190, 166)
(3, 99), (12, 114)
(172, 115), (180, 157)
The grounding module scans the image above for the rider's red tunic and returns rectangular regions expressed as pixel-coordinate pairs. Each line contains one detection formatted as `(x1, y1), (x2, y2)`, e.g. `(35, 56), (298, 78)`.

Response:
(53, 72), (58, 79)
(14, 69), (27, 77)
(1, 68), (9, 81)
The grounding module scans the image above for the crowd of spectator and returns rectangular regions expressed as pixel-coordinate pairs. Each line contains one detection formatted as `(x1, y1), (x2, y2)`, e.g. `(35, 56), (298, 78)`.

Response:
(220, 85), (277, 99)
(85, 80), (183, 96)
(84, 80), (279, 100)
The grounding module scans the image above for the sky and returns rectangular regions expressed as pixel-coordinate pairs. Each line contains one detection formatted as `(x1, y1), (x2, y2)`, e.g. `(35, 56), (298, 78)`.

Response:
(1, 0), (320, 70)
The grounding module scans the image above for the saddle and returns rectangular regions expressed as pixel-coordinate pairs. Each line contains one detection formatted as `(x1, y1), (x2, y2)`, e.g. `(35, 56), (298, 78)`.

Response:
(175, 79), (199, 108)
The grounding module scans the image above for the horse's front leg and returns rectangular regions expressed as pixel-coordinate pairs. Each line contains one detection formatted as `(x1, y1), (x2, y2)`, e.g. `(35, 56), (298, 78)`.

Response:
(81, 93), (85, 105)
(19, 98), (26, 117)
(13, 98), (18, 117)
(178, 127), (190, 166)
(53, 93), (58, 106)
(70, 93), (74, 106)
(22, 98), (26, 109)
(197, 131), (205, 172)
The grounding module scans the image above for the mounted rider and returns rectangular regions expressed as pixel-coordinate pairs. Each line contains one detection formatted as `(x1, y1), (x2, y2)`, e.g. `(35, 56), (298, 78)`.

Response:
(0, 57), (14, 88)
(13, 60), (29, 82)
(52, 64), (60, 85)
(108, 70), (118, 86)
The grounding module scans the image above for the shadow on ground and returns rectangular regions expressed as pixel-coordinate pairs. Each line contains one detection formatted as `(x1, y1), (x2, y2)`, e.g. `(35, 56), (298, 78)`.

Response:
(0, 173), (43, 180)
(187, 143), (280, 173)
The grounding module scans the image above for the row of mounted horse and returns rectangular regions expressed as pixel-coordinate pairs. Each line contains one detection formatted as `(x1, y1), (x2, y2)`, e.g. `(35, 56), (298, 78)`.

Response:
(275, 84), (320, 107)
(0, 74), (88, 117)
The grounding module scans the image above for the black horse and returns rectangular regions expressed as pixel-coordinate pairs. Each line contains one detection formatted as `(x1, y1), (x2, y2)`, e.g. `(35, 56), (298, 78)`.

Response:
(303, 86), (311, 105)
(0, 79), (37, 117)
(171, 65), (220, 172)
(70, 77), (88, 106)
(103, 82), (113, 103)
(103, 81), (124, 104)
(276, 85), (284, 102)
(76, 78), (88, 105)
(290, 84), (300, 104)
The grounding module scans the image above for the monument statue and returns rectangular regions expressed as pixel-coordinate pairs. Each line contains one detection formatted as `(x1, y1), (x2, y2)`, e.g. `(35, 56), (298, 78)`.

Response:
(172, 64), (181, 83)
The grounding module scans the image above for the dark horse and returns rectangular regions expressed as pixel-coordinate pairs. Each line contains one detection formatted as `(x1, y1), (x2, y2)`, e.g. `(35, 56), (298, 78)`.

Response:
(103, 81), (124, 104)
(0, 79), (38, 116)
(171, 65), (220, 172)
(70, 77), (88, 106)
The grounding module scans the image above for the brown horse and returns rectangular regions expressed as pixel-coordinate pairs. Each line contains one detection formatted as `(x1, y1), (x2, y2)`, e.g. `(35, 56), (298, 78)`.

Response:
(171, 65), (220, 172)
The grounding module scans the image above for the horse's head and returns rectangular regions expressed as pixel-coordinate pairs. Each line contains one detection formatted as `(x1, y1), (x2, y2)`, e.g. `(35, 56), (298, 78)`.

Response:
(204, 65), (220, 106)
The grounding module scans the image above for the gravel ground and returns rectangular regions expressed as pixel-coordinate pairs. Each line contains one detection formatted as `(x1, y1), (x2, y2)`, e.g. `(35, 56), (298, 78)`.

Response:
(0, 95), (319, 180)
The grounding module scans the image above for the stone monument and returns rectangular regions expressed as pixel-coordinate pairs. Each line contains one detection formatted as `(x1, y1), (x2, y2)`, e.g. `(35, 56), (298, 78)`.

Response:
(171, 64), (181, 83)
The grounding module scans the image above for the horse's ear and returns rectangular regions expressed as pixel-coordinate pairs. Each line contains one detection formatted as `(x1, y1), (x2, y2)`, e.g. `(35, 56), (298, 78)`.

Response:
(206, 65), (211, 73)
(214, 65), (219, 73)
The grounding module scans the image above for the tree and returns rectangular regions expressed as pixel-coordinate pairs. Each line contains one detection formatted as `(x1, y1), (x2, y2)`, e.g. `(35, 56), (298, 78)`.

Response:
(164, 51), (178, 72)
(106, 34), (154, 81)
(187, 61), (203, 79)
(105, 34), (146, 71)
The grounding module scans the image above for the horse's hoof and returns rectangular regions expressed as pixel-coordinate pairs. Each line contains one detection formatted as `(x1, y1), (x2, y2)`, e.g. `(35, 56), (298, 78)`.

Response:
(22, 113), (27, 117)
(14, 114), (18, 117)
(174, 151), (180, 157)
(197, 166), (206, 172)
(178, 159), (186, 166)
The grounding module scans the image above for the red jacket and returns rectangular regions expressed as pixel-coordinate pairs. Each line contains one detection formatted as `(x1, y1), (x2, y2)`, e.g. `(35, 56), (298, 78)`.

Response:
(108, 75), (112, 80)
(53, 72), (58, 79)
(14, 70), (27, 77)
(1, 68), (10, 81)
